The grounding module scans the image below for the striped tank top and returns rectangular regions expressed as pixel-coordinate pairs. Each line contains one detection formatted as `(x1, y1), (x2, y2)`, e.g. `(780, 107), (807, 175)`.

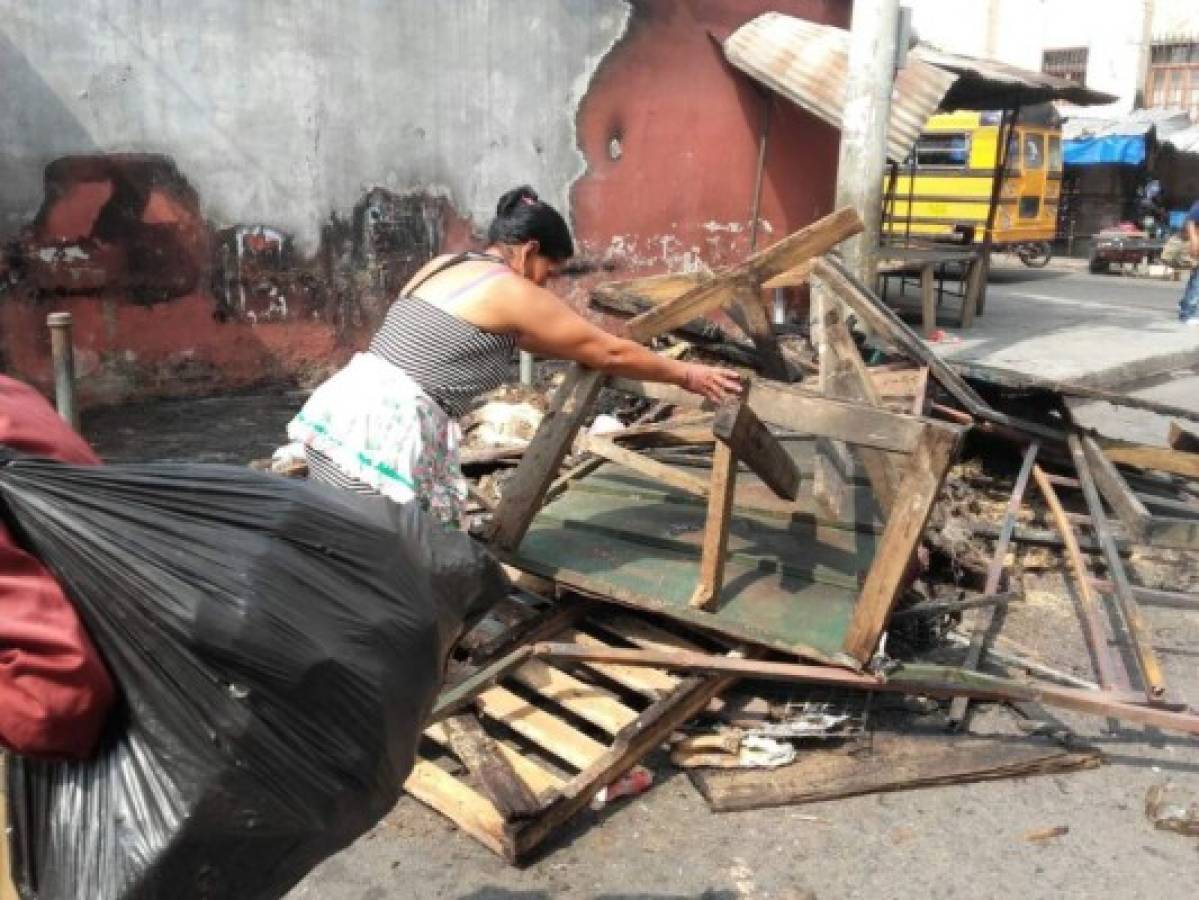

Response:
(369, 252), (517, 418)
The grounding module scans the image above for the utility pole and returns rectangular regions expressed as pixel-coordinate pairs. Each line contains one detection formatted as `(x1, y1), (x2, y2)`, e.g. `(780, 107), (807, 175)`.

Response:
(812, 0), (901, 521)
(833, 0), (901, 284)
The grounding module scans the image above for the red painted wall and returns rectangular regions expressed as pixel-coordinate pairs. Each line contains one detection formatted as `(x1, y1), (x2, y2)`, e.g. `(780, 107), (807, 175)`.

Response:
(571, 0), (849, 278)
(1, 0), (851, 407)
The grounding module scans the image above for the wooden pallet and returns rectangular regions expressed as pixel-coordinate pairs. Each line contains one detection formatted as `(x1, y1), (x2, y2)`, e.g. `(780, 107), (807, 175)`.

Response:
(405, 604), (731, 863)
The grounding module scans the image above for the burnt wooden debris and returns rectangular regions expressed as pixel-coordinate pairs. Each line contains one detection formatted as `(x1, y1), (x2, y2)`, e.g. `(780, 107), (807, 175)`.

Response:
(413, 212), (1199, 863)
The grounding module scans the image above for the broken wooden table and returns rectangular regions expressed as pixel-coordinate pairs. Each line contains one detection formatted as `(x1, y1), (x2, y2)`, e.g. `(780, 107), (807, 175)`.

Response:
(875, 244), (986, 336)
(407, 602), (734, 863)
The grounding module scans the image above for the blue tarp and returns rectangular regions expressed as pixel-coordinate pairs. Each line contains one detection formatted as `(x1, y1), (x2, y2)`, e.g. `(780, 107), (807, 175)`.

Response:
(1063, 134), (1146, 166)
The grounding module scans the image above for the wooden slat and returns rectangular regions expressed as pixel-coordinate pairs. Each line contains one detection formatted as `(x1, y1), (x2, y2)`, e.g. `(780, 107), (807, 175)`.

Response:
(824, 316), (903, 514)
(510, 659), (639, 735)
(429, 646), (536, 723)
(711, 398), (800, 500)
(476, 686), (608, 771)
(599, 613), (706, 653)
(560, 628), (680, 698)
(490, 365), (606, 550)
(424, 723), (564, 799)
(1100, 442), (1199, 480)
(841, 422), (963, 662)
(1081, 435), (1151, 541)
(441, 714), (541, 819)
(1032, 464), (1126, 692)
(591, 272), (711, 315)
(584, 436), (710, 498)
(812, 255), (1069, 443)
(919, 262), (936, 337)
(729, 282), (789, 381)
(610, 420), (715, 448)
(609, 376), (929, 453)
(404, 761), (510, 858)
(529, 646), (1199, 737)
(1068, 434), (1166, 700)
(947, 441), (1040, 728)
(626, 208), (863, 342)
(689, 439), (738, 611)
(512, 674), (736, 859)
(761, 259), (815, 290)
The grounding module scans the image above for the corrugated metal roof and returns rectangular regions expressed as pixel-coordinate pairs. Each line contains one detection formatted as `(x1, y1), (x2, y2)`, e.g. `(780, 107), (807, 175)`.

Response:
(913, 46), (1117, 109)
(722, 13), (957, 163)
(1164, 125), (1199, 155)
(1063, 108), (1199, 155)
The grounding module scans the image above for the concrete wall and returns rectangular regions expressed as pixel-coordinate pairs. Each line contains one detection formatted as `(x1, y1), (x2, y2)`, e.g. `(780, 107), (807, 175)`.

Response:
(0, 0), (848, 406)
(0, 0), (628, 253)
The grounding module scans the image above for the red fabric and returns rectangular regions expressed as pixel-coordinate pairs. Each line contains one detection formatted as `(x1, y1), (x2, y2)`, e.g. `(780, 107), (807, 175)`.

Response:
(0, 375), (114, 758)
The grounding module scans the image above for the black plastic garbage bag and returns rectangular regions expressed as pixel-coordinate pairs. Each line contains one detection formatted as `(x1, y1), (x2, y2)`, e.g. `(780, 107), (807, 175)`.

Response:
(0, 455), (508, 900)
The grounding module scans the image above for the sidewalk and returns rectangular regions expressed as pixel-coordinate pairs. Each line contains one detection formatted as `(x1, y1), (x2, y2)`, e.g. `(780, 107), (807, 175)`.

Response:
(919, 264), (1199, 388)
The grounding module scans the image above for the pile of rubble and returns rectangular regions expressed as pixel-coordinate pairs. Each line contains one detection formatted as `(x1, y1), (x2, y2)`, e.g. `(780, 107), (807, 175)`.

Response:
(360, 209), (1199, 861)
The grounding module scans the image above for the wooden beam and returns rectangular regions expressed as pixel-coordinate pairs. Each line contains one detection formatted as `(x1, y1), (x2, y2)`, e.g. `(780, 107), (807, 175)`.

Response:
(1100, 441), (1199, 481)
(1068, 433), (1166, 701)
(584, 435), (710, 498)
(890, 591), (1020, 620)
(824, 316), (903, 514)
(610, 417), (715, 448)
(710, 398), (799, 501)
(728, 282), (790, 381)
(528, 644), (1199, 736)
(813, 256), (987, 409)
(947, 441), (1039, 728)
(510, 658), (638, 735)
(626, 208), (863, 342)
(424, 722), (564, 800)
(591, 272), (711, 315)
(558, 627), (681, 698)
(430, 646), (537, 724)
(404, 761), (511, 858)
(476, 686), (608, 771)
(761, 259), (815, 290)
(841, 422), (962, 663)
(441, 713), (542, 820)
(1033, 464), (1126, 692)
(813, 255), (1065, 445)
(609, 376), (931, 454)
(1080, 435), (1151, 541)
(490, 365), (606, 551)
(690, 730), (1099, 813)
(919, 262), (936, 337)
(689, 437), (738, 611)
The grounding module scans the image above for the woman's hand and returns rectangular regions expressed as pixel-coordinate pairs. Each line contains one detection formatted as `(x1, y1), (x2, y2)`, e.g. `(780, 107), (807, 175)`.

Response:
(682, 364), (743, 404)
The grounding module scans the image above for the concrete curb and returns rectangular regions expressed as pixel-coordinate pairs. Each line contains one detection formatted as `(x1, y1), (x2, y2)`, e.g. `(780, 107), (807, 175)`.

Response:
(944, 344), (1199, 392)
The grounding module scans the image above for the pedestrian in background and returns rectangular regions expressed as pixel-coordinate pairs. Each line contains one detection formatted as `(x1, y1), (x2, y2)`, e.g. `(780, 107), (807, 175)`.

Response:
(1181, 198), (1199, 326)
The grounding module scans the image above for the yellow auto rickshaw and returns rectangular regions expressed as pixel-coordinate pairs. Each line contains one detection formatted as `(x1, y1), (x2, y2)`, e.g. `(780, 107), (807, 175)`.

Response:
(883, 106), (1063, 267)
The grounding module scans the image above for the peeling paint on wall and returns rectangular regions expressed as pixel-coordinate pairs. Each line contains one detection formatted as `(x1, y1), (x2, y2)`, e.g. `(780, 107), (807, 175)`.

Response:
(0, 0), (850, 406)
(0, 0), (629, 251)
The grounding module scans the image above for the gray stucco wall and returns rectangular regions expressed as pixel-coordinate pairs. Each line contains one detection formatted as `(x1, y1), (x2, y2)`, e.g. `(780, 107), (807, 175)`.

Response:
(0, 0), (629, 252)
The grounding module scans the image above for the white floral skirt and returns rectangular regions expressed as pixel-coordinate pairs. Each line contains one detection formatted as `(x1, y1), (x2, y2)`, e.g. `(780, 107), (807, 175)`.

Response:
(287, 353), (467, 527)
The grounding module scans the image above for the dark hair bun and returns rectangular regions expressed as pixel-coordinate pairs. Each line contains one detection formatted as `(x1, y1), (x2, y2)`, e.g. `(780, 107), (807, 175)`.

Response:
(496, 185), (539, 217)
(487, 185), (574, 261)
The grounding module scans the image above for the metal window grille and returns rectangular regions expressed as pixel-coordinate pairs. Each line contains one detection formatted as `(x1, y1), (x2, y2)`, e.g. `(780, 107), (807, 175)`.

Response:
(1042, 47), (1088, 85)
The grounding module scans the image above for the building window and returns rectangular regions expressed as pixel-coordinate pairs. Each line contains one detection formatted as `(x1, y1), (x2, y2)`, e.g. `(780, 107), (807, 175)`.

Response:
(1148, 41), (1199, 121)
(1042, 47), (1088, 85)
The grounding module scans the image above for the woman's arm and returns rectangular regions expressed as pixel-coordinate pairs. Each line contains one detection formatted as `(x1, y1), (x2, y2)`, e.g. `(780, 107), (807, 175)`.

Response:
(494, 280), (742, 403)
